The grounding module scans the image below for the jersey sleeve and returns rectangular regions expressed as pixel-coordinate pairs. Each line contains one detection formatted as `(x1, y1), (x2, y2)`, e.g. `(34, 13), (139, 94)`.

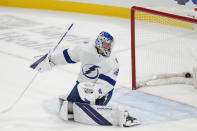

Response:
(95, 58), (119, 98)
(50, 46), (81, 65)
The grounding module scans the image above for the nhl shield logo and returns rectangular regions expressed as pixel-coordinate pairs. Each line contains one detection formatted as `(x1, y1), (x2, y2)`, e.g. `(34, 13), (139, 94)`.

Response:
(82, 64), (100, 79)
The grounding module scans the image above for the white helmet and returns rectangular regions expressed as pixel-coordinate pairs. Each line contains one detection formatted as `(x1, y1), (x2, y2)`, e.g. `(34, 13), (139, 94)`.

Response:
(95, 31), (114, 57)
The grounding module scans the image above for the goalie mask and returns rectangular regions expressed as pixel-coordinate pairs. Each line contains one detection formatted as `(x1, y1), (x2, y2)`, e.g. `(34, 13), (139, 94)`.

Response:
(95, 31), (114, 57)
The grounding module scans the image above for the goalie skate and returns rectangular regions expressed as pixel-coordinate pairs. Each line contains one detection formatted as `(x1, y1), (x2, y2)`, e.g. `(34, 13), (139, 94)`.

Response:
(123, 111), (141, 127)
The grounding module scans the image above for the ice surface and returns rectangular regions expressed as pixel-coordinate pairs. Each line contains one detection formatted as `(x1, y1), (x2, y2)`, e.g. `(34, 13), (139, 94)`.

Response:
(0, 7), (197, 131)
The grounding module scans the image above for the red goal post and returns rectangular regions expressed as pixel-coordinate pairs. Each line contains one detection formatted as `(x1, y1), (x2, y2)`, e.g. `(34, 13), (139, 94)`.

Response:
(131, 6), (197, 90)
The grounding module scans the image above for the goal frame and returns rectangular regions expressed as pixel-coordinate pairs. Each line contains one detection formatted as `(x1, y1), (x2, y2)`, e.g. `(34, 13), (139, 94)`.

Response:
(131, 6), (197, 90)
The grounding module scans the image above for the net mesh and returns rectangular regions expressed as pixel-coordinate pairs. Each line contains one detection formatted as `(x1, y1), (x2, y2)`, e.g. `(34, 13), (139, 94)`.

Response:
(135, 11), (194, 30)
(133, 9), (197, 84)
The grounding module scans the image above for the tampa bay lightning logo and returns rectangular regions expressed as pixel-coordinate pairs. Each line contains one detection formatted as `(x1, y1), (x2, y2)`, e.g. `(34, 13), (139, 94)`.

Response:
(82, 64), (100, 79)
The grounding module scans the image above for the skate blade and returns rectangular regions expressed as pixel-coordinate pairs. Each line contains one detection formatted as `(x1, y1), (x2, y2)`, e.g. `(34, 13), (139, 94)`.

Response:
(123, 120), (141, 127)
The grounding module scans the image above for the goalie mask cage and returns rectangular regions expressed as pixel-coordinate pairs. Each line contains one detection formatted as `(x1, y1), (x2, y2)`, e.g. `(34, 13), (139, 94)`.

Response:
(131, 6), (197, 90)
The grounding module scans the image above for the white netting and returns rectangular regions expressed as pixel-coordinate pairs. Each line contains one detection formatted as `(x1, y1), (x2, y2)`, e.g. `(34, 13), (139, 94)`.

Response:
(133, 7), (197, 85)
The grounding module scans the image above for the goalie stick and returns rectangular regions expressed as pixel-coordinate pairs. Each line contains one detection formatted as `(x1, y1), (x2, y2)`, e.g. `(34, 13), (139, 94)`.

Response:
(0, 71), (39, 114)
(0, 23), (74, 114)
(30, 23), (73, 69)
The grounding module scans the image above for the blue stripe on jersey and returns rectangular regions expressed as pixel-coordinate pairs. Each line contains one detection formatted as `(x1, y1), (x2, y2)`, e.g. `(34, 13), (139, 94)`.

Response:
(63, 49), (76, 63)
(98, 74), (116, 86)
(75, 102), (112, 126)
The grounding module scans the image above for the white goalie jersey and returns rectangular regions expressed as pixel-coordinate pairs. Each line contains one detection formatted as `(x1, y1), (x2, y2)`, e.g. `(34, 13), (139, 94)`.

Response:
(50, 43), (119, 100)
(33, 32), (141, 127)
